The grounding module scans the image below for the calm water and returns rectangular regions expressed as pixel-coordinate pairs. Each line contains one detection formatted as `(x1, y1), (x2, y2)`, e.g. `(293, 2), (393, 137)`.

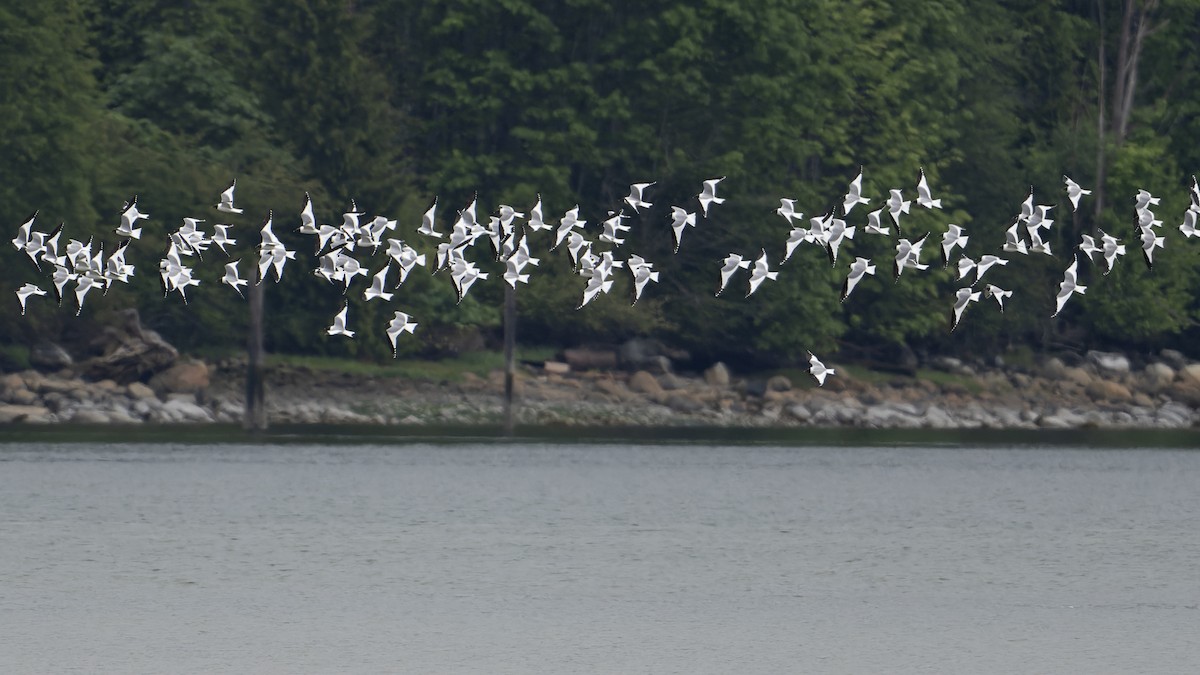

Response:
(2, 441), (1198, 673)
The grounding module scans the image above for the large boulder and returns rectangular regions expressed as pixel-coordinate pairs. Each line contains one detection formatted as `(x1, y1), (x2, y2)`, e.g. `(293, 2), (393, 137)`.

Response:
(79, 309), (178, 384)
(148, 360), (210, 395)
(1086, 350), (1131, 376)
(562, 347), (618, 371)
(704, 362), (731, 387)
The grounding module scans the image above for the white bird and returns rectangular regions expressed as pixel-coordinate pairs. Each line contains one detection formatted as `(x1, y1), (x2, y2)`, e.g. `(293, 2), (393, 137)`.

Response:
(776, 198), (803, 225)
(297, 192), (317, 235)
(599, 210), (631, 246)
(669, 206), (697, 253)
(972, 254), (1008, 284)
(940, 224), (968, 266)
(1135, 189), (1161, 211)
(50, 263), (75, 304)
(552, 205), (585, 250)
(212, 224), (236, 255)
(915, 167), (942, 209)
(782, 225), (812, 263)
(1138, 225), (1165, 270)
(697, 177), (726, 217)
(215, 179), (243, 214)
(16, 283), (47, 315)
(807, 351), (835, 387)
(1098, 229), (1126, 275)
(417, 197), (442, 238)
(1136, 207), (1163, 230)
(327, 303), (354, 338)
(823, 217), (855, 266)
(503, 257), (531, 288)
(73, 273), (101, 316)
(1053, 256), (1086, 317)
(364, 264), (394, 301)
(625, 182), (655, 213)
(893, 233), (929, 279)
(565, 231), (591, 270)
(1180, 208), (1199, 238)
(218, 259), (247, 298)
(841, 257), (876, 303)
(1063, 175), (1091, 212)
(983, 284), (1013, 312)
(117, 196), (148, 239)
(1018, 187), (1035, 223)
(956, 255), (977, 282)
(863, 208), (890, 236)
(1078, 234), (1102, 264)
(1003, 221), (1028, 255)
(10, 210), (36, 253)
(842, 166), (870, 215)
(1027, 229), (1053, 256)
(385, 311), (418, 357)
(527, 195), (549, 232)
(951, 287), (981, 331)
(577, 273), (613, 310)
(746, 249), (779, 297)
(716, 253), (751, 297)
(886, 189), (911, 231)
(627, 255), (659, 305)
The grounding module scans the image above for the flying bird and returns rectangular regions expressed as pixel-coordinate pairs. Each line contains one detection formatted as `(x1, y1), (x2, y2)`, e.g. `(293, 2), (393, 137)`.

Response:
(215, 180), (243, 214)
(697, 177), (726, 217)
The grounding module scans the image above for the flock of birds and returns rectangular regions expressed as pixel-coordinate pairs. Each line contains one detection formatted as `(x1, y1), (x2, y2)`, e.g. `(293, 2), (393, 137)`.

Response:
(9, 169), (1200, 387)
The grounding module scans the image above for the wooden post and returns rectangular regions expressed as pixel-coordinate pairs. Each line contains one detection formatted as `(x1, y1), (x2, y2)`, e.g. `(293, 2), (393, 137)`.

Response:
(244, 282), (267, 431)
(503, 284), (516, 435)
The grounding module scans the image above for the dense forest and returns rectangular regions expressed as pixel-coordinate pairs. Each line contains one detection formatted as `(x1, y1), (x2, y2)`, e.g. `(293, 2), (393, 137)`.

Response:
(2, 0), (1199, 370)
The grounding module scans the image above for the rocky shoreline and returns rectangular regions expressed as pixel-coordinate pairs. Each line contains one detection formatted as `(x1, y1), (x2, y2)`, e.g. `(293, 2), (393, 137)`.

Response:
(4, 343), (1200, 431)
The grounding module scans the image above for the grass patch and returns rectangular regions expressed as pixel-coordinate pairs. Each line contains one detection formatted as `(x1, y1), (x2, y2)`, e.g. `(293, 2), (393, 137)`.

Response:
(267, 347), (558, 382)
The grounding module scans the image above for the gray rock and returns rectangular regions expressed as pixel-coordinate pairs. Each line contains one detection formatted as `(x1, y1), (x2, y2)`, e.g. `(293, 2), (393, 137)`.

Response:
(127, 382), (157, 400)
(69, 408), (111, 424)
(766, 375), (792, 392)
(704, 362), (731, 387)
(786, 404), (812, 421)
(1140, 363), (1175, 393)
(666, 394), (705, 413)
(628, 371), (664, 396)
(1087, 350), (1131, 375)
(161, 398), (213, 423)
(1159, 349), (1189, 370)
(0, 404), (52, 423)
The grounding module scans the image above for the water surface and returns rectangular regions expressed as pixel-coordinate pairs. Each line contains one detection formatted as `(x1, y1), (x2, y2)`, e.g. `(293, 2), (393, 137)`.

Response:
(2, 442), (1198, 673)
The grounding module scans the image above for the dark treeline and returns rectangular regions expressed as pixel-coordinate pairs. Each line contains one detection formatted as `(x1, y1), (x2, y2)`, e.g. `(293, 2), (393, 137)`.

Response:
(2, 0), (1199, 368)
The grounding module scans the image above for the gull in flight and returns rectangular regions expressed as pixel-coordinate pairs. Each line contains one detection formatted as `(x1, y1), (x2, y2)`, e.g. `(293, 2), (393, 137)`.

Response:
(776, 198), (803, 225)
(716, 253), (751, 297)
(552, 205), (585, 250)
(1078, 234), (1102, 264)
(10, 210), (37, 254)
(1138, 225), (1165, 270)
(842, 166), (870, 215)
(117, 196), (148, 239)
(16, 283), (47, 315)
(216, 179), (244, 214)
(841, 256), (876, 303)
(627, 255), (660, 305)
(669, 206), (697, 253)
(916, 167), (942, 209)
(807, 351), (835, 387)
(1063, 175), (1091, 212)
(864, 208), (889, 236)
(624, 182), (655, 213)
(893, 233), (929, 280)
(1098, 229), (1126, 275)
(1135, 189), (1161, 212)
(697, 177), (726, 217)
(823, 217), (855, 266)
(599, 210), (631, 246)
(417, 197), (443, 238)
(212, 224), (236, 256)
(983, 284), (1013, 312)
(1052, 256), (1086, 317)
(1180, 208), (1199, 239)
(1002, 221), (1028, 255)
(298, 192), (317, 235)
(746, 249), (779, 297)
(950, 287), (981, 331)
(940, 224), (968, 266)
(886, 189), (911, 231)
(968, 254), (1008, 285)
(527, 195), (550, 232)
(327, 303), (354, 338)
(221, 259), (248, 298)
(386, 311), (418, 357)
(363, 264), (394, 301)
(782, 225), (813, 263)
